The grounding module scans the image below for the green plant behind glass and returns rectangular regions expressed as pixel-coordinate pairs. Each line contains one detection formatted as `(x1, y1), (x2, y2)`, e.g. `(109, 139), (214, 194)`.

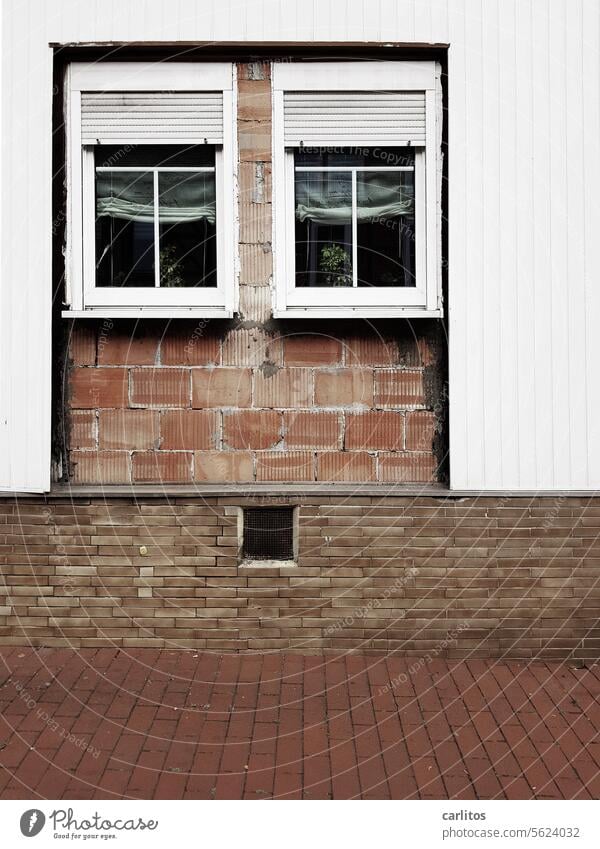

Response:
(319, 243), (352, 287)
(159, 244), (184, 288)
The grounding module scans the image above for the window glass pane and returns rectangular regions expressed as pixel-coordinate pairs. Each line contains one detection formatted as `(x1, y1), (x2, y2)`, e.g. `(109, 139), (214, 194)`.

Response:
(158, 172), (217, 288)
(95, 144), (214, 168)
(295, 171), (353, 287)
(96, 171), (155, 288)
(295, 146), (414, 169)
(356, 171), (415, 288)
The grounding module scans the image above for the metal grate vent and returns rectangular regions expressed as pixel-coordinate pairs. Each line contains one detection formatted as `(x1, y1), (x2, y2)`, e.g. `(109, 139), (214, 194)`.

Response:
(243, 508), (295, 561)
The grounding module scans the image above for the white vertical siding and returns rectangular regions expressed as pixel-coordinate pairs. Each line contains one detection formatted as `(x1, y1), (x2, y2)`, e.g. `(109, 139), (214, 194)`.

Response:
(0, 2), (52, 491)
(1, 0), (598, 491)
(582, 0), (600, 489)
(447, 0), (600, 490)
(530, 0), (554, 489)
(514, 0), (536, 488)
(0, 3), (8, 489)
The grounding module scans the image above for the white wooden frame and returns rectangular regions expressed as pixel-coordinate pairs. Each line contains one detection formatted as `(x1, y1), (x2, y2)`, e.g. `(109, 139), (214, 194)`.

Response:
(272, 61), (443, 318)
(64, 62), (236, 317)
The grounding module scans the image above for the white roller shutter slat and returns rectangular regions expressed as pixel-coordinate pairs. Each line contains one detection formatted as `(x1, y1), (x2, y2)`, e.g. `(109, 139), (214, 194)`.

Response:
(284, 91), (426, 146)
(81, 92), (224, 144)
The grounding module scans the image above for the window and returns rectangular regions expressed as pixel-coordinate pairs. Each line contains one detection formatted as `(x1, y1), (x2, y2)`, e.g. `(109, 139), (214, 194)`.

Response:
(294, 146), (417, 289)
(64, 63), (235, 317)
(272, 62), (442, 318)
(94, 145), (217, 290)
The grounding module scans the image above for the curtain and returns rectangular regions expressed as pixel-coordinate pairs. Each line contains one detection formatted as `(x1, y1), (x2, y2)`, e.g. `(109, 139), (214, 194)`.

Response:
(295, 170), (414, 224)
(96, 171), (216, 225)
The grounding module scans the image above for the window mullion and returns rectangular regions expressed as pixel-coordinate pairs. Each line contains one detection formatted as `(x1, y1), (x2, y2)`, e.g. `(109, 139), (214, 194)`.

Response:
(351, 169), (358, 288)
(153, 170), (160, 288)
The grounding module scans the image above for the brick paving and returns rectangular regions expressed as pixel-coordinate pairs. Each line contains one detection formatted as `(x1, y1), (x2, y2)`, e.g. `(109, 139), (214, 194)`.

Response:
(0, 648), (598, 799)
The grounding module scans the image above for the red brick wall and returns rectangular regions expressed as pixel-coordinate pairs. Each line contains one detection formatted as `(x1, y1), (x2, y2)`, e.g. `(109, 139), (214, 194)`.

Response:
(66, 323), (443, 484)
(62, 61), (446, 485)
(0, 496), (597, 659)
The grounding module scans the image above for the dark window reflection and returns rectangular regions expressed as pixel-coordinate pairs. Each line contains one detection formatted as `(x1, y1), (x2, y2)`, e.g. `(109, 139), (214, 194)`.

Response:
(295, 171), (352, 287)
(158, 172), (216, 288)
(293, 147), (416, 289)
(96, 171), (155, 288)
(94, 145), (217, 289)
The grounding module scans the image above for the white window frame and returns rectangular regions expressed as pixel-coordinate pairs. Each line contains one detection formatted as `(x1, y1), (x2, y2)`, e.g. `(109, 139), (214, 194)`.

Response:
(272, 61), (443, 319)
(64, 62), (236, 318)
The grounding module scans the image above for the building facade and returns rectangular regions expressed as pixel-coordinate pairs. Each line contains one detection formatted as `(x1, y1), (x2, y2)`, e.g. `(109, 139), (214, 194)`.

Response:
(1, 0), (599, 657)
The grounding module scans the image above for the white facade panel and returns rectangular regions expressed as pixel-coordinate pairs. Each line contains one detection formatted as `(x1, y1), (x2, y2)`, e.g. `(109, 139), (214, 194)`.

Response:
(0, 1), (52, 491)
(446, 0), (600, 491)
(1, 0), (599, 491)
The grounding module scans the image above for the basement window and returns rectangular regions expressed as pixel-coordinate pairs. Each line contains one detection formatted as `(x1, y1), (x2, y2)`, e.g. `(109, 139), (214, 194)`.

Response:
(242, 507), (296, 563)
(272, 61), (443, 318)
(63, 61), (235, 318)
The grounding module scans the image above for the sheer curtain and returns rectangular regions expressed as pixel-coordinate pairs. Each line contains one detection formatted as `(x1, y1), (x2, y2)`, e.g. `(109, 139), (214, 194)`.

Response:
(295, 171), (414, 224)
(96, 172), (216, 224)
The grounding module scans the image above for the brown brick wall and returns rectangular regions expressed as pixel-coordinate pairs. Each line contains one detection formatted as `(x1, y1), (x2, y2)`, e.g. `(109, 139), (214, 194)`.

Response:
(62, 61), (447, 485)
(0, 496), (598, 659)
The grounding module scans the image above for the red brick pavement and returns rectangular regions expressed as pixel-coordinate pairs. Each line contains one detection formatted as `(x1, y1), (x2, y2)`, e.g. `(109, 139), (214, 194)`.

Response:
(0, 648), (598, 799)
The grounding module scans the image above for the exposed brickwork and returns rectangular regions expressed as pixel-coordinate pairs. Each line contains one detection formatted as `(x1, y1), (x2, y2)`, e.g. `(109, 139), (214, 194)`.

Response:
(253, 368), (312, 408)
(375, 370), (425, 407)
(345, 411), (405, 451)
(70, 452), (129, 485)
(284, 411), (342, 449)
(69, 326), (96, 366)
(194, 451), (253, 482)
(70, 368), (128, 409)
(314, 369), (374, 407)
(160, 410), (217, 450)
(255, 451), (314, 481)
(68, 330), (441, 483)
(223, 410), (282, 450)
(284, 336), (343, 367)
(131, 452), (193, 483)
(192, 368), (252, 408)
(1, 495), (596, 658)
(317, 452), (376, 482)
(63, 61), (446, 485)
(378, 452), (437, 483)
(130, 368), (190, 408)
(160, 331), (220, 366)
(70, 410), (96, 450)
(97, 331), (158, 366)
(406, 411), (437, 452)
(98, 410), (159, 451)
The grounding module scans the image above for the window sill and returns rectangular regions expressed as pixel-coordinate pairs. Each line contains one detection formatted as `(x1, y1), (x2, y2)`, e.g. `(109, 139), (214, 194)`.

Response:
(62, 307), (234, 319)
(239, 559), (297, 569)
(273, 307), (443, 319)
